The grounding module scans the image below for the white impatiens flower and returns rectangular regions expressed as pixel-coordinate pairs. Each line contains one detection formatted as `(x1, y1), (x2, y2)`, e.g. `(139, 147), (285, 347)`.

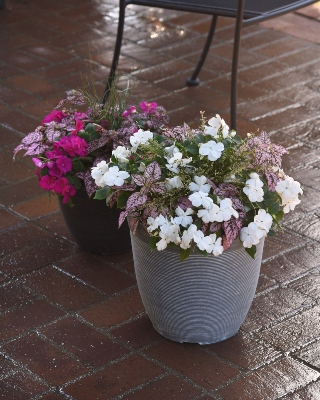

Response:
(243, 172), (264, 202)
(189, 191), (214, 209)
(275, 175), (303, 213)
(102, 166), (130, 187)
(180, 224), (197, 250)
(91, 161), (108, 187)
(165, 176), (183, 191)
(254, 209), (273, 236)
(129, 129), (153, 151)
(208, 234), (224, 256)
(112, 146), (130, 163)
(199, 140), (224, 161)
(215, 198), (239, 222)
(197, 203), (220, 223)
(240, 222), (264, 248)
(189, 175), (211, 193)
(193, 230), (213, 252)
(165, 149), (192, 173)
(204, 114), (229, 138)
(156, 220), (181, 251)
(173, 207), (194, 227)
(147, 215), (167, 232)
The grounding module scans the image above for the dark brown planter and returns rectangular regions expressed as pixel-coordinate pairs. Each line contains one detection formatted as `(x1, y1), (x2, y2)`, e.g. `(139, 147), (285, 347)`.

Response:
(58, 187), (131, 254)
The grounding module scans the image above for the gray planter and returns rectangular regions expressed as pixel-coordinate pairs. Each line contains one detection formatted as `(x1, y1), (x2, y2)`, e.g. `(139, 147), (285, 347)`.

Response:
(131, 224), (264, 344)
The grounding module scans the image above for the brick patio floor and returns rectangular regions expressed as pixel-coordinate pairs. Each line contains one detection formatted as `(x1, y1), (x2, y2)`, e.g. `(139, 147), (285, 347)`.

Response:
(1, 1), (320, 399)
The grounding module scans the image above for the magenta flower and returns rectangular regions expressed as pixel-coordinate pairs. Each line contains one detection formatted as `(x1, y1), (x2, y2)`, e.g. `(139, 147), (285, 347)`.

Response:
(42, 110), (66, 125)
(48, 162), (63, 178)
(56, 156), (72, 174)
(140, 101), (157, 114)
(71, 120), (84, 136)
(74, 112), (87, 120)
(39, 175), (56, 190)
(122, 105), (137, 118)
(53, 177), (70, 194)
(58, 136), (87, 157)
(46, 146), (64, 159)
(32, 157), (44, 168)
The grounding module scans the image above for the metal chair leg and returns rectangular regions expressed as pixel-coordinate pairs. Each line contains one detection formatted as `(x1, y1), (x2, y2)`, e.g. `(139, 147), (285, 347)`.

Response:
(230, 0), (245, 131)
(186, 15), (218, 86)
(102, 0), (126, 104)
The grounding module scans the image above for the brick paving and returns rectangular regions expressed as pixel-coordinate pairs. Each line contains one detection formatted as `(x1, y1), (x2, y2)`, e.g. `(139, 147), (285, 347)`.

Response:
(0, 0), (320, 399)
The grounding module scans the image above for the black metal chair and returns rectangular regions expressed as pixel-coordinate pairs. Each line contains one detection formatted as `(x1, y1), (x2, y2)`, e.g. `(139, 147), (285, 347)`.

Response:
(103, 0), (318, 129)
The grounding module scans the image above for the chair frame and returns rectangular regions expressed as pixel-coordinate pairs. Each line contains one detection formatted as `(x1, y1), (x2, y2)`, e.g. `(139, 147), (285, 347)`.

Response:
(103, 0), (318, 129)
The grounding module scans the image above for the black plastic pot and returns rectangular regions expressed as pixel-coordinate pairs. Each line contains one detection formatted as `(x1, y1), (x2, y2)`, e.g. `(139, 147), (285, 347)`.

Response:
(58, 187), (131, 254)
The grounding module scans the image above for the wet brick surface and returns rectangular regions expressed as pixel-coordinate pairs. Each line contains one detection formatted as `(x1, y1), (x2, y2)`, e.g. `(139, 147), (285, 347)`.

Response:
(0, 0), (320, 399)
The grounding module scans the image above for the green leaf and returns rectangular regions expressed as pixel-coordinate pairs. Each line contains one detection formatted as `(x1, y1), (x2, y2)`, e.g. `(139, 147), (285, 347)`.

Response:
(185, 144), (199, 155)
(276, 210), (284, 221)
(196, 248), (208, 257)
(208, 193), (218, 203)
(85, 123), (100, 140)
(267, 229), (275, 237)
(72, 159), (85, 172)
(233, 134), (242, 144)
(245, 245), (256, 259)
(183, 139), (191, 147)
(180, 248), (190, 262)
(268, 201), (280, 215)
(67, 175), (82, 190)
(194, 134), (206, 144)
(94, 186), (110, 200)
(77, 131), (90, 141)
(263, 191), (278, 205)
(154, 135), (166, 143)
(39, 167), (49, 177)
(149, 236), (158, 251)
(117, 191), (130, 208)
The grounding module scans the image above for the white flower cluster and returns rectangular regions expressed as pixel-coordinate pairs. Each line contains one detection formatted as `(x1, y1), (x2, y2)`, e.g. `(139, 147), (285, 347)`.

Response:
(275, 175), (303, 213)
(130, 129), (153, 152)
(147, 214), (224, 256)
(240, 209), (272, 248)
(243, 173), (264, 202)
(91, 161), (130, 187)
(164, 144), (192, 173)
(204, 114), (236, 139)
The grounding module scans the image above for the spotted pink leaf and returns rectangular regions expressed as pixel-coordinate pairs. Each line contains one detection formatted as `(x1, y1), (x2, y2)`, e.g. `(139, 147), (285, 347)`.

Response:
(145, 161), (161, 181)
(126, 192), (148, 211)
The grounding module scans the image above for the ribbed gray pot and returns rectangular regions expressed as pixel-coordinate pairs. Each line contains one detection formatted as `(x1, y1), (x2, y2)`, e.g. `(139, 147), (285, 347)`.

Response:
(131, 225), (264, 345)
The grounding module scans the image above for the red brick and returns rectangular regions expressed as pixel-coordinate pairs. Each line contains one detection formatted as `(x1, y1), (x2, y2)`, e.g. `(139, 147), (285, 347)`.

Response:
(282, 381), (320, 399)
(20, 266), (104, 310)
(145, 341), (239, 389)
(111, 315), (162, 348)
(0, 223), (51, 257)
(242, 287), (312, 332)
(258, 305), (320, 352)
(288, 270), (320, 300)
(0, 282), (34, 312)
(1, 237), (78, 276)
(36, 211), (74, 242)
(36, 393), (68, 400)
(40, 317), (129, 367)
(0, 299), (65, 341)
(218, 357), (319, 400)
(295, 340), (320, 369)
(262, 231), (305, 260)
(80, 288), (144, 329)
(121, 375), (201, 400)
(0, 209), (23, 231)
(64, 355), (164, 399)
(0, 371), (49, 399)
(12, 194), (59, 219)
(0, 354), (19, 378)
(261, 241), (320, 283)
(288, 213), (320, 242)
(208, 332), (281, 370)
(55, 253), (136, 295)
(2, 334), (88, 386)
(0, 177), (45, 207)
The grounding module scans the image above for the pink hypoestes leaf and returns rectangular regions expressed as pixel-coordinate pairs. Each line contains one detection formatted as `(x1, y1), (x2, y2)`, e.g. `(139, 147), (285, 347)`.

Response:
(266, 171), (280, 192)
(222, 211), (245, 251)
(126, 192), (148, 211)
(145, 161), (161, 182)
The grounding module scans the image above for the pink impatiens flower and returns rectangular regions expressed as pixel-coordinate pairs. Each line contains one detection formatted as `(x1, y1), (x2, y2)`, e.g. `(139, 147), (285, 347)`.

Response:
(55, 155), (72, 174)
(122, 105), (137, 118)
(42, 110), (66, 125)
(71, 120), (84, 136)
(39, 175), (56, 190)
(140, 101), (157, 114)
